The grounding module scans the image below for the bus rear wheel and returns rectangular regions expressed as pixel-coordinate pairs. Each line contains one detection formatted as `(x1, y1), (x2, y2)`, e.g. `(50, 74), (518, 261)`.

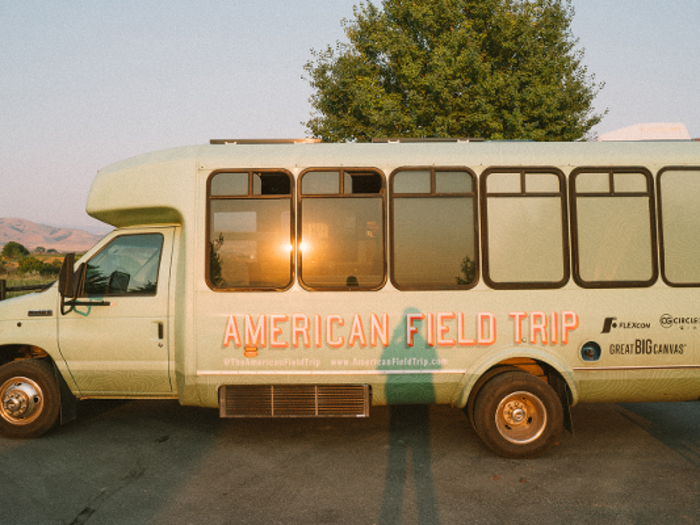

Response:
(0, 360), (60, 439)
(473, 370), (563, 459)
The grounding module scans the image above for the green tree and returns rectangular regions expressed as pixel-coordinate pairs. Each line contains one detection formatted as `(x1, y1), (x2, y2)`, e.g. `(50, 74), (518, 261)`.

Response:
(2, 241), (30, 259)
(304, 0), (604, 142)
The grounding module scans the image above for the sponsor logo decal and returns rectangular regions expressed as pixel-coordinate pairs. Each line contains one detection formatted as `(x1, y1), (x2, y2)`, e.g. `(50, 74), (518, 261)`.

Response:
(660, 314), (700, 330)
(609, 339), (685, 356)
(601, 317), (651, 333)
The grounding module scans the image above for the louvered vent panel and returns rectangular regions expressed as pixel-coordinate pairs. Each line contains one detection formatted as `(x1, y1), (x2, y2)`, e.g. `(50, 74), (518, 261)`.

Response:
(219, 385), (370, 418)
(317, 385), (369, 416)
(220, 385), (273, 416)
(273, 385), (317, 416)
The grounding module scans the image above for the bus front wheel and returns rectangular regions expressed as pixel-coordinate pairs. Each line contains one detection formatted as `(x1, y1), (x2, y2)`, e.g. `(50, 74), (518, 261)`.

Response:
(473, 370), (563, 459)
(0, 360), (60, 439)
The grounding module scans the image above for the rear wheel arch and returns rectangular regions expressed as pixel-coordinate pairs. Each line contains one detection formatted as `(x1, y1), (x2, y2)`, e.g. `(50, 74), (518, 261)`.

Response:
(472, 369), (564, 458)
(464, 358), (574, 436)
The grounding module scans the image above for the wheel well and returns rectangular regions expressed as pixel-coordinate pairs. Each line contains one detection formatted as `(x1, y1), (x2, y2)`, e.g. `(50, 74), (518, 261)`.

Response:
(0, 344), (51, 367)
(466, 358), (573, 433)
(0, 345), (77, 426)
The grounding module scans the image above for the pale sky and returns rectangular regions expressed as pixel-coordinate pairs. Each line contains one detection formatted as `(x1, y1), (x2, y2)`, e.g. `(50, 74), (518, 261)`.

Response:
(1, 0), (698, 233)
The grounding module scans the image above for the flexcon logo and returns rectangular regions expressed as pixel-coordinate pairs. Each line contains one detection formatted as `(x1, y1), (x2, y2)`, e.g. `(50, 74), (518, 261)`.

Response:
(601, 317), (616, 333)
(601, 317), (651, 333)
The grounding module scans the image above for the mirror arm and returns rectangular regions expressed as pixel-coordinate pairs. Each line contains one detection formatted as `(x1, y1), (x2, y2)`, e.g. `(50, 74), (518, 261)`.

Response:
(59, 260), (111, 314)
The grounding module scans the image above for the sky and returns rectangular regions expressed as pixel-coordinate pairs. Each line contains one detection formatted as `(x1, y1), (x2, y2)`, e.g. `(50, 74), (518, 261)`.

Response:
(1, 0), (698, 234)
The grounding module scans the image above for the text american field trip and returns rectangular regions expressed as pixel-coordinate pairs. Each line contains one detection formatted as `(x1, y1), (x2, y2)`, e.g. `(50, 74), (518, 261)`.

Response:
(223, 311), (580, 350)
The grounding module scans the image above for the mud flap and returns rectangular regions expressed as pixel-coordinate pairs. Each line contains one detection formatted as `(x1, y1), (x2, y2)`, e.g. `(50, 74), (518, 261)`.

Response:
(53, 365), (77, 425)
(549, 373), (573, 435)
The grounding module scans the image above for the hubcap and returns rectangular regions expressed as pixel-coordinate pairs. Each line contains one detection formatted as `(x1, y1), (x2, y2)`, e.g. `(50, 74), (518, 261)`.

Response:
(495, 391), (547, 444)
(1, 377), (44, 425)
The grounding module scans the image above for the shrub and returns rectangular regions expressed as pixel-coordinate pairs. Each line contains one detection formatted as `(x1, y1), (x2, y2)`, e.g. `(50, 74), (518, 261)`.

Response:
(17, 257), (61, 277)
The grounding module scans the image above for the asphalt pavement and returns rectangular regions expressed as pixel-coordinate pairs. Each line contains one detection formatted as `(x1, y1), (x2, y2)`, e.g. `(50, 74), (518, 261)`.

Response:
(0, 399), (698, 524)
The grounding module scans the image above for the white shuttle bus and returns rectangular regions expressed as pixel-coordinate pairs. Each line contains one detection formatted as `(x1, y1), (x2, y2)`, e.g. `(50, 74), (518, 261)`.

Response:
(1, 138), (699, 458)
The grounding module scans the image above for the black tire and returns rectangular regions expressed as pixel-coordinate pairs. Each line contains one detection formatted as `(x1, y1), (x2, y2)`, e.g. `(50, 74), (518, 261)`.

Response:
(464, 365), (521, 424)
(0, 360), (61, 439)
(472, 371), (563, 459)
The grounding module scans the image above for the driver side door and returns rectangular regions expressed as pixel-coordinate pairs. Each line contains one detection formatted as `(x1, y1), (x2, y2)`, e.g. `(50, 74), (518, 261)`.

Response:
(58, 228), (175, 396)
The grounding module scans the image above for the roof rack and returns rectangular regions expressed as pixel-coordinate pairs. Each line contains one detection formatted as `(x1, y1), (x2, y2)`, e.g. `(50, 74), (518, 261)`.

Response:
(372, 137), (484, 143)
(210, 138), (321, 145)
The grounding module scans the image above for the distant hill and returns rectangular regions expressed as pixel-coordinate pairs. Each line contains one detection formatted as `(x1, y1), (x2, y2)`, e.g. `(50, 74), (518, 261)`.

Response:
(0, 218), (104, 253)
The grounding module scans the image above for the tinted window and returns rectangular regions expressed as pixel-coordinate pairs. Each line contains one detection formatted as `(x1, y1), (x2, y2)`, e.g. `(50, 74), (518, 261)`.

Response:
(208, 171), (293, 290)
(571, 168), (656, 287)
(84, 234), (163, 296)
(299, 169), (385, 290)
(482, 168), (568, 288)
(391, 168), (477, 289)
(658, 167), (700, 286)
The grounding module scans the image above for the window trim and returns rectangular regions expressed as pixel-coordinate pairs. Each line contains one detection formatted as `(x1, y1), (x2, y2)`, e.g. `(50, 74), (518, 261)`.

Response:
(569, 166), (658, 289)
(205, 169), (295, 292)
(389, 166), (479, 291)
(297, 167), (387, 291)
(480, 166), (570, 290)
(82, 232), (165, 297)
(656, 166), (700, 288)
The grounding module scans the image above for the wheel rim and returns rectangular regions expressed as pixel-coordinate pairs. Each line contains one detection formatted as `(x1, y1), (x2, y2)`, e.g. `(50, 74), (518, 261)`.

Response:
(0, 376), (44, 426)
(494, 390), (547, 445)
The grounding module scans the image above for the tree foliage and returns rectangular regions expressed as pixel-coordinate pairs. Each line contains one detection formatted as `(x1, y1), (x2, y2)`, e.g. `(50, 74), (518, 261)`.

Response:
(304, 0), (604, 142)
(2, 242), (30, 259)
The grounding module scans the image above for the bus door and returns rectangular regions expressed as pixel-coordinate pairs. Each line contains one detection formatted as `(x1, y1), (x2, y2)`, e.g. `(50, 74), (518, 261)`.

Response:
(57, 228), (175, 395)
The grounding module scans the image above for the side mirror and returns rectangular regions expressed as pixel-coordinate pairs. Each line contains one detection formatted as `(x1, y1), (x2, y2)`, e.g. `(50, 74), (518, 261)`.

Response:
(59, 256), (89, 315)
(58, 254), (76, 298)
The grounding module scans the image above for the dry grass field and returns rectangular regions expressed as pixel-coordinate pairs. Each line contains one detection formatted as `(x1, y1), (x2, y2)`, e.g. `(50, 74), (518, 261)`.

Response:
(0, 254), (65, 299)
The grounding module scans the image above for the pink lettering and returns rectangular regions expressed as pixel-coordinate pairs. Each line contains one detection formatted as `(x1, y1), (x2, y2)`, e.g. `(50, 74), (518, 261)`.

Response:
(327, 315), (344, 348)
(406, 313), (425, 347)
(509, 311), (527, 344)
(348, 314), (367, 347)
(478, 312), (496, 345)
(270, 314), (289, 348)
(223, 315), (241, 347)
(457, 313), (476, 346)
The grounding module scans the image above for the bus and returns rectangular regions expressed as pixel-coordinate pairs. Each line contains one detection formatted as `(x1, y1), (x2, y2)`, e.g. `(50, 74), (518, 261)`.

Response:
(1, 138), (699, 458)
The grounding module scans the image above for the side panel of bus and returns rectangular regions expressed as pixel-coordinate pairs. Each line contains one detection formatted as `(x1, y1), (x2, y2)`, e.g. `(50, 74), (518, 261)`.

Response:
(187, 162), (700, 410)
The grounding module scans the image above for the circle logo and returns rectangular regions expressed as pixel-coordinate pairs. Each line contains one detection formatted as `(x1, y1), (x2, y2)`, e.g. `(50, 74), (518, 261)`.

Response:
(660, 314), (673, 329)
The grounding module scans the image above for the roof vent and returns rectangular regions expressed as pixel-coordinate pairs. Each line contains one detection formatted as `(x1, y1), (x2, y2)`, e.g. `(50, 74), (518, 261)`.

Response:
(210, 138), (322, 145)
(372, 137), (484, 143)
(597, 123), (691, 142)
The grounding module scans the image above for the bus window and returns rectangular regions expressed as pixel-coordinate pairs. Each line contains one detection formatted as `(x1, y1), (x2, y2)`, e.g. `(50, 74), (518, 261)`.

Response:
(299, 169), (385, 290)
(658, 167), (700, 286)
(207, 170), (293, 290)
(84, 233), (163, 296)
(571, 168), (657, 287)
(481, 168), (568, 288)
(390, 168), (477, 289)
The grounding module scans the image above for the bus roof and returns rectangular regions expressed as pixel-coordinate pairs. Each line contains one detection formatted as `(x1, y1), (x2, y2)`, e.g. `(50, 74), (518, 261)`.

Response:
(86, 140), (700, 228)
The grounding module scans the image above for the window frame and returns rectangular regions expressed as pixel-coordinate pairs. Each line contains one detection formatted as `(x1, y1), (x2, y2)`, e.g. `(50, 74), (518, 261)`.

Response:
(297, 167), (387, 291)
(81, 232), (165, 297)
(656, 165), (700, 288)
(480, 166), (570, 290)
(389, 166), (479, 291)
(206, 169), (295, 292)
(569, 166), (658, 289)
